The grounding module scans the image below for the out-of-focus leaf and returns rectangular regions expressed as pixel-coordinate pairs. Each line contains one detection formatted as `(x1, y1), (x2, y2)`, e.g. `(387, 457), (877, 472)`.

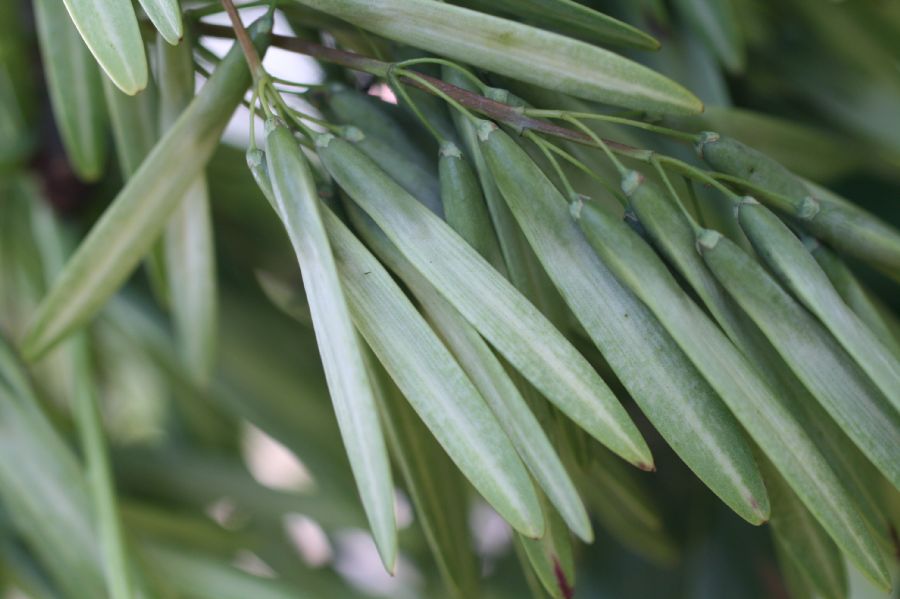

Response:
(20, 15), (273, 360)
(138, 0), (183, 46)
(61, 0), (148, 94)
(0, 335), (106, 598)
(370, 357), (479, 599)
(33, 0), (108, 181)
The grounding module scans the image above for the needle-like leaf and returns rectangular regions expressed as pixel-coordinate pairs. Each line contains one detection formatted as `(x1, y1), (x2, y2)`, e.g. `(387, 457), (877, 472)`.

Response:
(60, 0), (148, 94)
(348, 203), (592, 541)
(158, 38), (218, 386)
(736, 198), (900, 412)
(456, 0), (660, 50)
(20, 15), (272, 360)
(32, 0), (108, 181)
(698, 230), (890, 588)
(138, 0), (183, 46)
(316, 131), (652, 470)
(324, 202), (544, 538)
(292, 0), (703, 114)
(263, 118), (396, 571)
(482, 122), (763, 503)
(369, 357), (480, 599)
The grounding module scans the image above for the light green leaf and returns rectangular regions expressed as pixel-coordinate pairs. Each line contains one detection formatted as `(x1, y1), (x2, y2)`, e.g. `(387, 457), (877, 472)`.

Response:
(625, 175), (897, 559)
(697, 132), (900, 279)
(737, 199), (900, 413)
(32, 0), (108, 181)
(61, 0), (148, 94)
(763, 458), (847, 599)
(293, 0), (703, 114)
(263, 118), (396, 572)
(811, 243), (900, 358)
(29, 201), (137, 599)
(248, 148), (542, 537)
(485, 123), (759, 497)
(348, 202), (591, 541)
(138, 0), (183, 46)
(323, 202), (544, 539)
(456, 0), (660, 49)
(517, 500), (575, 599)
(704, 203), (900, 491)
(671, 0), (744, 72)
(574, 196), (769, 524)
(316, 132), (652, 470)
(370, 357), (479, 599)
(20, 15), (273, 361)
(158, 38), (218, 387)
(0, 335), (107, 599)
(697, 230), (890, 589)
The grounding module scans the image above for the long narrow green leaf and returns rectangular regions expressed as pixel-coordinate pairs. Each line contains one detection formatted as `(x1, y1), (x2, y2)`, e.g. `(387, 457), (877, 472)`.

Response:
(140, 544), (314, 599)
(574, 197), (770, 524)
(248, 149), (542, 537)
(316, 132), (651, 470)
(347, 202), (592, 541)
(0, 335), (106, 599)
(445, 68), (565, 326)
(625, 179), (897, 564)
(697, 230), (890, 588)
(370, 357), (479, 599)
(138, 0), (183, 45)
(439, 140), (504, 266)
(29, 202), (136, 599)
(20, 15), (273, 361)
(736, 198), (900, 412)
(263, 118), (396, 571)
(103, 70), (169, 303)
(479, 124), (767, 511)
(763, 459), (847, 599)
(810, 242), (900, 357)
(324, 86), (441, 214)
(60, 0), (148, 94)
(517, 500), (575, 599)
(325, 203), (544, 539)
(158, 38), (218, 386)
(705, 206), (900, 488)
(581, 448), (679, 567)
(697, 132), (900, 277)
(456, 0), (659, 50)
(671, 0), (744, 72)
(32, 0), (108, 181)
(293, 0), (703, 114)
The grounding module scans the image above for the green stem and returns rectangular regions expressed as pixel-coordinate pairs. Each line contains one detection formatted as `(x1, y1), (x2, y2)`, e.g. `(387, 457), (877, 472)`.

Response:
(650, 156), (701, 233)
(388, 69), (445, 143)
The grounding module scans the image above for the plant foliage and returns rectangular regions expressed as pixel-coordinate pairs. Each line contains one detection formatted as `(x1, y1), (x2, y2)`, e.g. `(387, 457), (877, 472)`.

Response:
(1, 0), (899, 597)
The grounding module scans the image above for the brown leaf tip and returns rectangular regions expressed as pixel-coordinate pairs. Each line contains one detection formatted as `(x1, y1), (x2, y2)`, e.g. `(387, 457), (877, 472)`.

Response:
(552, 556), (575, 599)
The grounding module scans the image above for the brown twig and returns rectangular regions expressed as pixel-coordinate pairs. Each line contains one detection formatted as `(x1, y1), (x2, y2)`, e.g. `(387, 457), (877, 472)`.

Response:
(196, 23), (643, 156)
(219, 0), (264, 81)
